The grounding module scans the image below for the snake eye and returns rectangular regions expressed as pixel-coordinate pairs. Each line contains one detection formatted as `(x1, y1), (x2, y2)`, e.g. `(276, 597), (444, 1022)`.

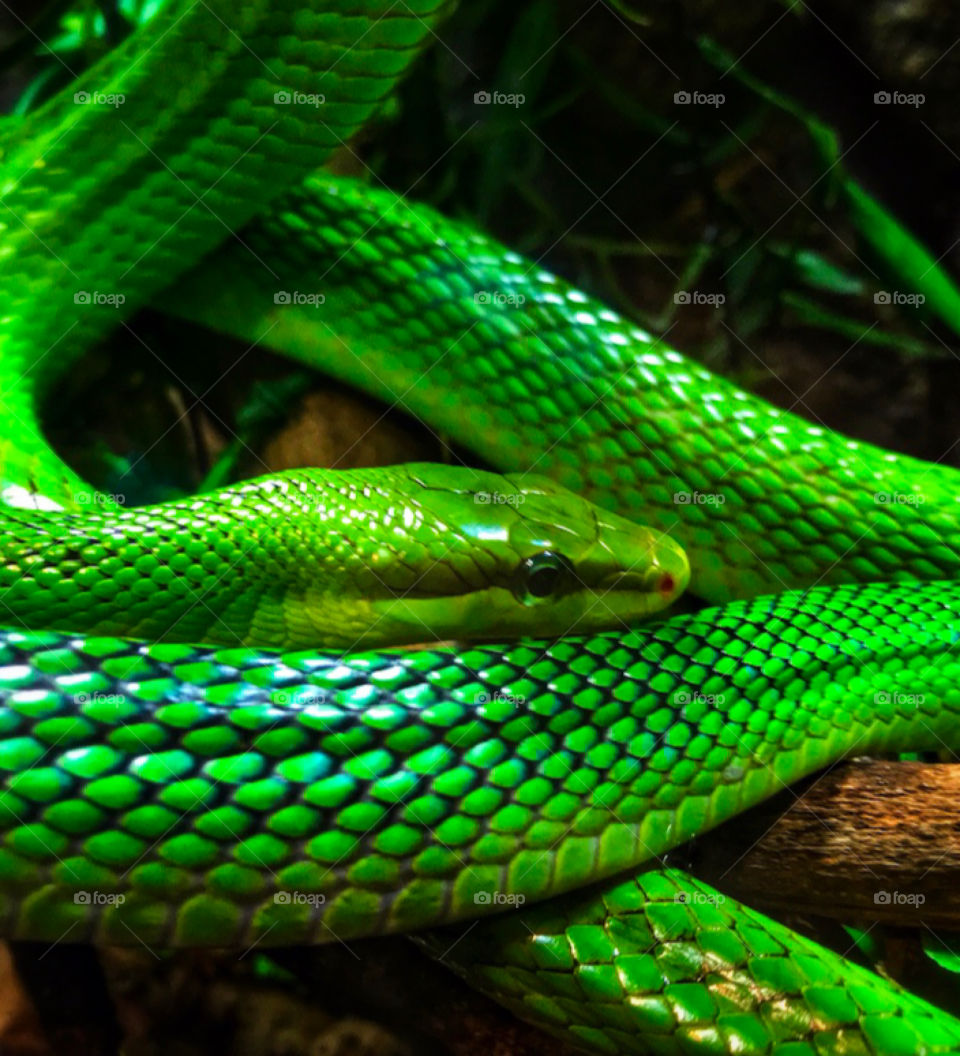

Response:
(521, 552), (572, 600)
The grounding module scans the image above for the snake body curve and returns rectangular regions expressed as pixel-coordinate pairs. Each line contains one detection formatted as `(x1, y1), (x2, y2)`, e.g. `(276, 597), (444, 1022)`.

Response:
(0, 582), (958, 1052)
(170, 173), (960, 601)
(0, 0), (456, 502)
(3, 2), (960, 1054)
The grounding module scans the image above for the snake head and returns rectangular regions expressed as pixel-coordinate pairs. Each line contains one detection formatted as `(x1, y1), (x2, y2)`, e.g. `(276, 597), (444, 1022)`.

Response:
(0, 465), (685, 653)
(334, 464), (689, 648)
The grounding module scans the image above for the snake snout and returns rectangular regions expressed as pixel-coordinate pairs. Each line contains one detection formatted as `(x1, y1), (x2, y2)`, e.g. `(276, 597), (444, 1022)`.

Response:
(653, 536), (690, 600)
(596, 532), (689, 607)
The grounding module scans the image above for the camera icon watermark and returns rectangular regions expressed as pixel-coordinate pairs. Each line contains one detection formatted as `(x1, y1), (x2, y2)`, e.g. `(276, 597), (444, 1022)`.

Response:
(274, 890), (326, 907)
(674, 290), (725, 306)
(674, 90), (725, 108)
(673, 491), (726, 506)
(274, 89), (325, 107)
(673, 690), (725, 707)
(272, 690), (328, 706)
(475, 690), (525, 707)
(874, 90), (924, 108)
(474, 890), (526, 906)
(874, 290), (925, 307)
(474, 490), (525, 507)
(74, 90), (125, 107)
(474, 90), (525, 108)
(74, 692), (127, 707)
(873, 491), (924, 506)
(274, 291), (325, 307)
(76, 491), (125, 506)
(74, 890), (126, 906)
(474, 290), (526, 307)
(874, 889), (925, 906)
(674, 890), (725, 905)
(75, 290), (126, 307)
(874, 691), (925, 708)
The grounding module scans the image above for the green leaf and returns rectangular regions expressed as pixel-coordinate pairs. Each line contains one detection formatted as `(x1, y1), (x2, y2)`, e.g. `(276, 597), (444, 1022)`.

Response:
(786, 248), (865, 296)
(922, 933), (960, 975)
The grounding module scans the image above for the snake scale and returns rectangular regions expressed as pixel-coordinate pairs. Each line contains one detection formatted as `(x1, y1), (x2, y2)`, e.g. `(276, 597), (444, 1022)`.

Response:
(2, 1), (960, 1053)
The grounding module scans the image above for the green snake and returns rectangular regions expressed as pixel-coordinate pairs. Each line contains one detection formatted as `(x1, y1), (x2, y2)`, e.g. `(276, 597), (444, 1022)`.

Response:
(2, 2), (960, 1053)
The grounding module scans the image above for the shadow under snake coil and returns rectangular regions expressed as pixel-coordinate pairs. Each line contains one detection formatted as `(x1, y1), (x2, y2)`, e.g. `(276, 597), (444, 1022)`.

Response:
(2, 2), (960, 1053)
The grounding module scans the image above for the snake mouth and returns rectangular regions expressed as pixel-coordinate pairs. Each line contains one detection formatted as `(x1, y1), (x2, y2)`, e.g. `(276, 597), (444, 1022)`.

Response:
(658, 571), (678, 597)
(594, 537), (689, 607)
(597, 568), (677, 595)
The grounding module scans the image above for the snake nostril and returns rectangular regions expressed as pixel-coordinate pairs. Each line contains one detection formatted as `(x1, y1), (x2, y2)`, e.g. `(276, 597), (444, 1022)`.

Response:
(659, 573), (676, 596)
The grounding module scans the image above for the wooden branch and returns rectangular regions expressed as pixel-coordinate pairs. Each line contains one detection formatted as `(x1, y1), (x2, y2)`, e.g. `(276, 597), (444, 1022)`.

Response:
(691, 761), (960, 925)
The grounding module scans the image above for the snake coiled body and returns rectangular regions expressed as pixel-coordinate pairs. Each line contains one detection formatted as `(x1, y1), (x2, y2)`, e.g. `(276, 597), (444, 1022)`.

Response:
(171, 173), (960, 600)
(2, 2), (960, 1054)
(0, 580), (958, 1050)
(0, 577), (955, 943)
(0, 0), (455, 502)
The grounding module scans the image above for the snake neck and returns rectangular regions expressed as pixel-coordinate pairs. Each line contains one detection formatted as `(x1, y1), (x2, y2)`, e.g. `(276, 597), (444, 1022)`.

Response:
(0, 467), (411, 649)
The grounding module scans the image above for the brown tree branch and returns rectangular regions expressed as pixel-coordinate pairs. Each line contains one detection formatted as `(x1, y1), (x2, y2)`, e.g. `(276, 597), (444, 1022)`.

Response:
(691, 761), (960, 925)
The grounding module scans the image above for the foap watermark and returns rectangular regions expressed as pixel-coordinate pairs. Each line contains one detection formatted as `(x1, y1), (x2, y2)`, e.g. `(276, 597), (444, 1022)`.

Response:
(272, 690), (328, 706)
(75, 491), (126, 506)
(475, 491), (525, 507)
(874, 492), (925, 506)
(274, 89), (325, 107)
(74, 693), (127, 707)
(674, 690), (726, 707)
(75, 291), (125, 307)
(74, 90), (125, 107)
(475, 690), (525, 707)
(874, 691), (925, 707)
(874, 291), (925, 307)
(474, 90), (525, 108)
(274, 890), (326, 907)
(874, 90), (924, 109)
(674, 90), (725, 108)
(275, 291), (325, 307)
(475, 290), (526, 307)
(674, 890), (726, 905)
(74, 890), (125, 906)
(674, 290), (725, 306)
(474, 890), (526, 906)
(674, 491), (726, 506)
(874, 890), (925, 907)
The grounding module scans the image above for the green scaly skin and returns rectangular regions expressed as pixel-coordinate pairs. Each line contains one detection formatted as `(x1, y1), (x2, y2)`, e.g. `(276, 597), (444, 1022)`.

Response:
(4, 3), (960, 1054)
(0, 581), (958, 1055)
(0, 2), (685, 651)
(426, 868), (960, 1055)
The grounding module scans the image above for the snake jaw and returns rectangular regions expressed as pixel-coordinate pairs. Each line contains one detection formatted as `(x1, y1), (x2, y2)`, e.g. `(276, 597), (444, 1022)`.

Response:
(348, 519), (688, 646)
(597, 565), (683, 602)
